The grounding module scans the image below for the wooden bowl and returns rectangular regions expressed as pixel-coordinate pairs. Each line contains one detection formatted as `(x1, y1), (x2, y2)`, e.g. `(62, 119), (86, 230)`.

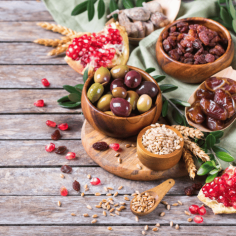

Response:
(156, 17), (234, 84)
(137, 125), (184, 171)
(81, 66), (162, 138)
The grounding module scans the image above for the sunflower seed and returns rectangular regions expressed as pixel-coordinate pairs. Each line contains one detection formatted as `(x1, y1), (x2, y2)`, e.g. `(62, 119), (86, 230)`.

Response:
(91, 219), (97, 224)
(118, 186), (123, 190)
(57, 201), (61, 207)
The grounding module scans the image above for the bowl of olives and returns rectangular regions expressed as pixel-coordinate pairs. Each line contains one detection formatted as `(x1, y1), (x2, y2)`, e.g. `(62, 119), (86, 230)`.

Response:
(81, 65), (162, 138)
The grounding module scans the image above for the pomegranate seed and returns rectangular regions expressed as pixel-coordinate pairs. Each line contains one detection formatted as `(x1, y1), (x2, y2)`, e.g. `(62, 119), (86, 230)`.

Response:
(60, 186), (68, 196)
(58, 123), (69, 131)
(198, 206), (206, 215)
(45, 143), (55, 152)
(90, 177), (101, 185)
(233, 202), (236, 209)
(194, 215), (203, 224)
(34, 100), (44, 107)
(109, 143), (120, 151)
(65, 152), (76, 160)
(46, 120), (57, 128)
(189, 205), (199, 214)
(41, 78), (50, 87)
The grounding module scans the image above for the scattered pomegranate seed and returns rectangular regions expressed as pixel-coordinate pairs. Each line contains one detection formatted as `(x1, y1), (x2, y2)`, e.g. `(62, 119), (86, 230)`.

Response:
(90, 177), (101, 185)
(194, 215), (203, 224)
(109, 143), (120, 151)
(41, 78), (50, 87)
(46, 120), (57, 128)
(60, 186), (68, 196)
(198, 206), (206, 215)
(189, 204), (199, 214)
(65, 152), (76, 160)
(45, 143), (55, 152)
(34, 100), (44, 107)
(58, 123), (69, 131)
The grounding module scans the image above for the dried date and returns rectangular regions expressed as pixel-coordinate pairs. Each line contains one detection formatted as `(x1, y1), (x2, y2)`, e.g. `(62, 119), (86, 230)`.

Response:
(187, 101), (205, 124)
(92, 141), (109, 151)
(72, 180), (80, 191)
(205, 77), (226, 91)
(222, 78), (236, 94)
(55, 146), (67, 154)
(61, 165), (72, 174)
(206, 116), (224, 131)
(196, 89), (214, 100)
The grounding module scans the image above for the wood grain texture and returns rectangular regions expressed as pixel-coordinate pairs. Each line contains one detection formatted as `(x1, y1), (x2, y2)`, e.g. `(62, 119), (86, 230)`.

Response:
(0, 115), (84, 139)
(0, 90), (82, 113)
(0, 65), (82, 88)
(0, 168), (199, 195)
(0, 195), (235, 224)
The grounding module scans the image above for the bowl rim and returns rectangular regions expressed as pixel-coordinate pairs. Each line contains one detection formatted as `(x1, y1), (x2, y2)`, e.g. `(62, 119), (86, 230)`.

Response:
(83, 65), (162, 120)
(156, 17), (233, 67)
(137, 124), (184, 159)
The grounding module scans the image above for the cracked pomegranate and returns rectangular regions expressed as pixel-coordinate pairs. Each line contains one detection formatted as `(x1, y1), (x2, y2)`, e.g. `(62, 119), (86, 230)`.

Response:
(45, 143), (55, 152)
(41, 78), (50, 87)
(189, 204), (199, 214)
(58, 123), (69, 131)
(65, 23), (129, 75)
(194, 215), (203, 224)
(60, 186), (68, 196)
(46, 120), (57, 128)
(65, 152), (76, 160)
(34, 100), (44, 107)
(109, 143), (120, 151)
(90, 177), (101, 185)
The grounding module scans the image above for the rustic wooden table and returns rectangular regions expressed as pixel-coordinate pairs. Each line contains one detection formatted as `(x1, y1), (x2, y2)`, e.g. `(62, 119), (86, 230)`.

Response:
(0, 0), (235, 235)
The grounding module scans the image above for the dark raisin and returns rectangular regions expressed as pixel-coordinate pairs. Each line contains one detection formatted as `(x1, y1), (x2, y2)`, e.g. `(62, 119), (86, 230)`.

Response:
(55, 146), (67, 154)
(192, 183), (203, 190)
(51, 129), (61, 140)
(184, 186), (194, 196)
(61, 165), (72, 174)
(73, 180), (80, 191)
(92, 141), (109, 151)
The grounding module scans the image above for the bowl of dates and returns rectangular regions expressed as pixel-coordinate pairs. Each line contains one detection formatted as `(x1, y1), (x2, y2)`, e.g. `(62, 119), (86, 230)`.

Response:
(156, 17), (234, 83)
(81, 65), (162, 138)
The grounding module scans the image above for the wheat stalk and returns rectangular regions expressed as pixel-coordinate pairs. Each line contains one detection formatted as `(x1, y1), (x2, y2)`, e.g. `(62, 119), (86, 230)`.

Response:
(172, 125), (204, 139)
(182, 148), (197, 179)
(47, 41), (71, 56)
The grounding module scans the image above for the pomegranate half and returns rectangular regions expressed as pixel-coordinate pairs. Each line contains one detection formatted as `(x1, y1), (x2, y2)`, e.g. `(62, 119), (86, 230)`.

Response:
(65, 22), (129, 75)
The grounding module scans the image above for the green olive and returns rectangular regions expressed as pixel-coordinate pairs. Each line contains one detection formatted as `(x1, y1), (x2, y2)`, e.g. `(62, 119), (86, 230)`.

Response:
(97, 94), (113, 112)
(112, 87), (127, 99)
(104, 111), (115, 116)
(94, 67), (111, 85)
(110, 65), (129, 79)
(126, 91), (139, 110)
(87, 83), (104, 103)
(137, 94), (152, 113)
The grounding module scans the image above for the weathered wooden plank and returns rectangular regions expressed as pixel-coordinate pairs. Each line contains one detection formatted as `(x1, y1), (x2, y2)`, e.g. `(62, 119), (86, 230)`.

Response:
(0, 226), (234, 236)
(0, 115), (84, 139)
(0, 195), (235, 225)
(0, 65), (82, 88)
(0, 1), (53, 21)
(0, 43), (66, 64)
(0, 168), (199, 195)
(0, 90), (82, 113)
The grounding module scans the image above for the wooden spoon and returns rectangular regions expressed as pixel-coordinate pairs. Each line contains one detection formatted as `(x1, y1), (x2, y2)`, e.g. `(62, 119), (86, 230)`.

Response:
(130, 179), (175, 216)
(185, 66), (236, 132)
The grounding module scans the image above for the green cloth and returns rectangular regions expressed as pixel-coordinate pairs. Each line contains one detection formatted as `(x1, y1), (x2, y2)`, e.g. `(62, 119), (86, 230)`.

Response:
(43, 0), (236, 167)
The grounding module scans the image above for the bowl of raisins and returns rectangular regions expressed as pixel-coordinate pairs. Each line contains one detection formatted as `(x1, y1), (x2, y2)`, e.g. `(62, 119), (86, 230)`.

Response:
(156, 17), (234, 84)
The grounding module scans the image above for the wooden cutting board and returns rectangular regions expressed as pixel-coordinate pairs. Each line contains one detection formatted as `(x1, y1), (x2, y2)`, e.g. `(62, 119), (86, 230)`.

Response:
(81, 120), (188, 181)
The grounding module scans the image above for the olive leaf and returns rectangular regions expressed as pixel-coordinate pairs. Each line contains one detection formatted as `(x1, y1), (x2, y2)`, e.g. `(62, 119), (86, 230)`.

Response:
(211, 130), (224, 139)
(215, 151), (235, 162)
(197, 161), (214, 176)
(122, 0), (134, 9)
(145, 68), (156, 73)
(136, 0), (146, 7)
(232, 19), (236, 32)
(71, 0), (89, 16)
(212, 145), (230, 154)
(63, 85), (79, 94)
(206, 134), (216, 149)
(228, 0), (236, 20)
(74, 84), (84, 93)
(153, 75), (166, 83)
(59, 101), (81, 109)
(57, 95), (69, 103)
(209, 169), (219, 175)
(169, 98), (191, 107)
(159, 84), (178, 93)
(206, 173), (218, 183)
(172, 109), (183, 125)
(98, 0), (105, 19)
(87, 0), (95, 21)
(220, 6), (233, 25)
(83, 67), (89, 83)
(162, 99), (168, 117)
(109, 0), (119, 20)
(68, 93), (81, 103)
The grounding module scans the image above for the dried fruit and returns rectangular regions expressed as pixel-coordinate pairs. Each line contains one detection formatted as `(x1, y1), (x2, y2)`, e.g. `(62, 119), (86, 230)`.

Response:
(198, 206), (206, 215)
(192, 183), (203, 190)
(61, 165), (72, 174)
(109, 143), (120, 151)
(92, 142), (109, 151)
(41, 78), (50, 87)
(65, 152), (76, 160)
(73, 180), (80, 191)
(51, 130), (61, 140)
(45, 143), (55, 152)
(194, 215), (203, 224)
(184, 186), (194, 196)
(60, 186), (68, 196)
(189, 204), (199, 214)
(46, 120), (56, 128)
(34, 100), (44, 107)
(90, 177), (101, 185)
(55, 146), (67, 154)
(58, 123), (69, 131)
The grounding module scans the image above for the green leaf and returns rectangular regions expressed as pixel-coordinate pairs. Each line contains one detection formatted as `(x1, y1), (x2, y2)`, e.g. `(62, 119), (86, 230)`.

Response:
(232, 19), (236, 32)
(209, 169), (219, 175)
(71, 1), (88, 16)
(122, 0), (134, 8)
(83, 67), (89, 83)
(59, 101), (81, 109)
(212, 145), (230, 154)
(211, 131), (224, 139)
(206, 173), (218, 183)
(220, 6), (233, 25)
(87, 0), (95, 21)
(172, 109), (183, 125)
(109, 0), (119, 20)
(228, 0), (236, 19)
(209, 154), (215, 160)
(145, 68), (155, 73)
(97, 0), (105, 19)
(197, 161), (214, 176)
(169, 98), (191, 107)
(153, 75), (166, 83)
(136, 0), (146, 7)
(159, 84), (178, 93)
(215, 151), (235, 162)
(74, 84), (84, 93)
(162, 99), (168, 117)
(63, 85), (79, 94)
(206, 134), (216, 149)
(68, 93), (81, 102)
(57, 95), (69, 103)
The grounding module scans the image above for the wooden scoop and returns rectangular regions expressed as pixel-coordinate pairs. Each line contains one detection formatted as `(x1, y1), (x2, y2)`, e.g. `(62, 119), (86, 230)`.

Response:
(130, 179), (175, 216)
